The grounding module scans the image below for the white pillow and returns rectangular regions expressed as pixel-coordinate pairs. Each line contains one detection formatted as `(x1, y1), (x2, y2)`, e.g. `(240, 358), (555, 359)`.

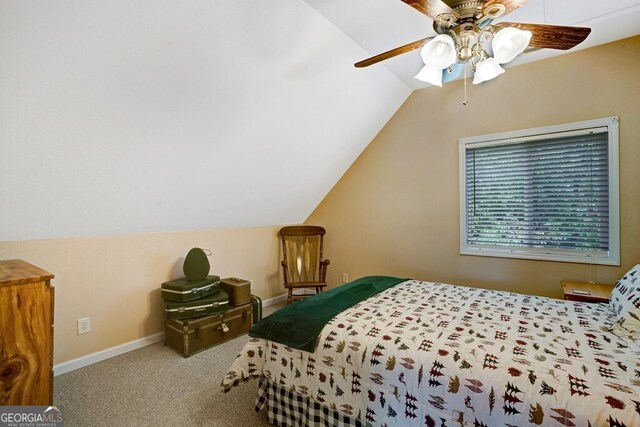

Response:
(609, 264), (640, 339)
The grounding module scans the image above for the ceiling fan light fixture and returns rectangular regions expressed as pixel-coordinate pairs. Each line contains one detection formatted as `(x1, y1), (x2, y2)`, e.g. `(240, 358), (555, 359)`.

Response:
(473, 57), (505, 84)
(492, 27), (532, 64)
(420, 34), (457, 69)
(355, 0), (592, 97)
(414, 65), (444, 86)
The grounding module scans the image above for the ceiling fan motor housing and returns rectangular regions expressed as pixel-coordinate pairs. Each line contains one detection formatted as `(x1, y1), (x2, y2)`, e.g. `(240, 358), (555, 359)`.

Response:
(433, 1), (511, 63)
(433, 1), (506, 31)
(451, 0), (486, 18)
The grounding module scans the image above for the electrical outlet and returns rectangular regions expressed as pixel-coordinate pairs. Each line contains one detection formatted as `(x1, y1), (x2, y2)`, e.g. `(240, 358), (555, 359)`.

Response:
(77, 317), (90, 335)
(342, 273), (349, 283)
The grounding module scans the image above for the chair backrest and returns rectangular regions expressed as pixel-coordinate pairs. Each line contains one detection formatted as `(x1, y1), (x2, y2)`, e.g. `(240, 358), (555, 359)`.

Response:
(279, 226), (325, 284)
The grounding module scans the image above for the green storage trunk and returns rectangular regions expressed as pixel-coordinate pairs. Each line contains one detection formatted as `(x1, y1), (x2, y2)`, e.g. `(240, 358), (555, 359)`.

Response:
(161, 275), (220, 302)
(164, 290), (229, 320)
(251, 295), (262, 324)
(164, 303), (252, 357)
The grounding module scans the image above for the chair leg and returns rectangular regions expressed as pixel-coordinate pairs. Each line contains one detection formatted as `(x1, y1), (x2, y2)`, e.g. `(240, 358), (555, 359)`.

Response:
(315, 286), (320, 294)
(287, 288), (292, 305)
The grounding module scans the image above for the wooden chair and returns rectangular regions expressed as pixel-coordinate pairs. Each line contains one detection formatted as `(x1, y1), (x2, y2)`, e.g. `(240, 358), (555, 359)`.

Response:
(279, 226), (330, 304)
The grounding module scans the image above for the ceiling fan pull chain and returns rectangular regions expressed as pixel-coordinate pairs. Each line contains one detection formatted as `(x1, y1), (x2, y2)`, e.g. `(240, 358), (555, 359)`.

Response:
(463, 63), (469, 106)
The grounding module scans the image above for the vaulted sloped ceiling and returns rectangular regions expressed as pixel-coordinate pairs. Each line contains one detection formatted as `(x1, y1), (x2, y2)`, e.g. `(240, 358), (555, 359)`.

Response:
(2, 1), (639, 242)
(0, 0), (410, 241)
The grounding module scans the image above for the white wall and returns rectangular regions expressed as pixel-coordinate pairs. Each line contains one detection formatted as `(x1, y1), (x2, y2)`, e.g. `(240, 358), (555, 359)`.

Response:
(0, 0), (411, 241)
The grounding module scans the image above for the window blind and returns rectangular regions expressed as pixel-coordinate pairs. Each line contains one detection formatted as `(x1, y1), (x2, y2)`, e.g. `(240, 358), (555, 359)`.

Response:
(464, 128), (609, 254)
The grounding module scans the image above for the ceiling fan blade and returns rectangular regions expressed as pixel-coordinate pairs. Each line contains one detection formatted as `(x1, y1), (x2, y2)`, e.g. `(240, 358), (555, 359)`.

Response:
(400, 0), (459, 21)
(483, 0), (529, 17)
(355, 38), (431, 68)
(495, 23), (591, 50)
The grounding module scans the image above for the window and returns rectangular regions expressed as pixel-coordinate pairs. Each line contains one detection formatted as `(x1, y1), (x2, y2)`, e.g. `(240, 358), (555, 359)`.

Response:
(459, 117), (619, 265)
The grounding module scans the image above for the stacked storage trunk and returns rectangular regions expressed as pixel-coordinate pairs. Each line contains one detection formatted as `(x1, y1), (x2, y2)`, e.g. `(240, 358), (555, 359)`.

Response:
(162, 249), (255, 357)
(163, 275), (256, 357)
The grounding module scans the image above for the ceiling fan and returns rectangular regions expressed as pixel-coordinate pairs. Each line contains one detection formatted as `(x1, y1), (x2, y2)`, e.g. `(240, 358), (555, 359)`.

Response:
(355, 0), (591, 86)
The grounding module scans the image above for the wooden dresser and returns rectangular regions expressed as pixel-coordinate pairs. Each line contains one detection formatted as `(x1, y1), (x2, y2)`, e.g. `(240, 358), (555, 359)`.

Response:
(0, 259), (55, 405)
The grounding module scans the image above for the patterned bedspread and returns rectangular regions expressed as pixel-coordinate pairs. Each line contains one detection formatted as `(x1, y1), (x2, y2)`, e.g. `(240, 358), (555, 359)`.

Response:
(222, 280), (640, 426)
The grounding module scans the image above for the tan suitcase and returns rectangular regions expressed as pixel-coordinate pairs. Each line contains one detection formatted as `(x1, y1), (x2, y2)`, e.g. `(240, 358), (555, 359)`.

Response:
(164, 303), (252, 357)
(219, 277), (251, 306)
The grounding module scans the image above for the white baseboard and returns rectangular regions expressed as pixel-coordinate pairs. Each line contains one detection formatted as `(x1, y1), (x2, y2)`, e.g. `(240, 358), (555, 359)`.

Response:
(54, 332), (164, 376)
(262, 290), (314, 307)
(262, 293), (286, 307)
(53, 292), (301, 376)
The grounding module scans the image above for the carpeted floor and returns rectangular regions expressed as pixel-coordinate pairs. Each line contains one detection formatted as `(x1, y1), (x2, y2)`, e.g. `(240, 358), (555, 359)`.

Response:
(54, 303), (285, 426)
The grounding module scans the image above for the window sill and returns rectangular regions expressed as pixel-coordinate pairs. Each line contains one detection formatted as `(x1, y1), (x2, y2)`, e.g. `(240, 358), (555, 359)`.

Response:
(460, 247), (619, 266)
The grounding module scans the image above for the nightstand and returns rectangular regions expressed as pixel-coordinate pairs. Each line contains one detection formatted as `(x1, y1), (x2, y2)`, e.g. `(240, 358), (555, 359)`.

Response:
(561, 280), (614, 303)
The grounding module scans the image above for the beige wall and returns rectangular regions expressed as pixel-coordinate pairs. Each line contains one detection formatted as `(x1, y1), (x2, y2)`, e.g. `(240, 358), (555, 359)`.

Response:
(0, 226), (284, 364)
(308, 36), (640, 299)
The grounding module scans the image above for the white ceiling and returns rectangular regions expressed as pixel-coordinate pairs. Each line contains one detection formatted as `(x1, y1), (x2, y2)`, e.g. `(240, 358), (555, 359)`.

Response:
(0, 0), (410, 241)
(303, 0), (640, 89)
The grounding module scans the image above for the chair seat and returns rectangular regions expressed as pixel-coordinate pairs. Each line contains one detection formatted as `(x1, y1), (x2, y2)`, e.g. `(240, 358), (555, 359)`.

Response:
(284, 281), (327, 289)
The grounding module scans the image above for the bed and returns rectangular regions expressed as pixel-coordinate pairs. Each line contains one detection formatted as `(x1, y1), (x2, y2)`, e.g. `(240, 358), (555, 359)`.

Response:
(222, 275), (640, 427)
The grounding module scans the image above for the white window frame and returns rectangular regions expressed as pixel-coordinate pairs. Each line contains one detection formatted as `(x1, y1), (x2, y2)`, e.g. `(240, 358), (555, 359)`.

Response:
(459, 117), (620, 266)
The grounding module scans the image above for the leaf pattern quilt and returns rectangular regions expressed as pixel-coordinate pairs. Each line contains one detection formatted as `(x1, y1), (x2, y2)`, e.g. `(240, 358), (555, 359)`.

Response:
(222, 280), (640, 426)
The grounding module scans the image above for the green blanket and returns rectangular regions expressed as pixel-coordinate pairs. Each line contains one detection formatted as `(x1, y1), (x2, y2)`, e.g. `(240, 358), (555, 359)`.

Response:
(249, 276), (407, 352)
